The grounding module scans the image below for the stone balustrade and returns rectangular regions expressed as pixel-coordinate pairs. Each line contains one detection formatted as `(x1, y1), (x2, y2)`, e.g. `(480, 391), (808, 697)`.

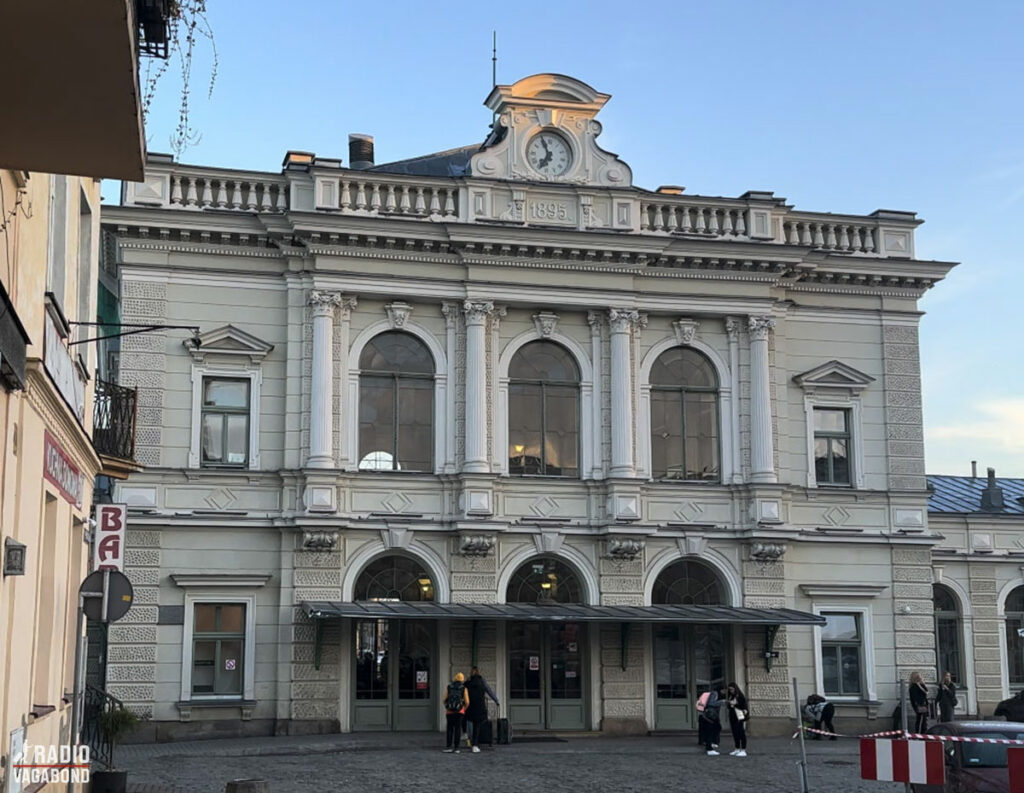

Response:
(640, 200), (749, 237)
(337, 178), (458, 220)
(781, 215), (880, 254)
(168, 173), (289, 213)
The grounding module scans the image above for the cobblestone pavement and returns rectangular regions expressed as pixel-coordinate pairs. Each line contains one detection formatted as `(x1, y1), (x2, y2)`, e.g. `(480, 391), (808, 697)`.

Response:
(119, 732), (904, 793)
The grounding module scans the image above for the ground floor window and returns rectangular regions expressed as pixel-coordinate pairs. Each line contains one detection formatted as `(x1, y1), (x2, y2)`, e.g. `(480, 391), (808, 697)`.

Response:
(191, 603), (246, 696)
(820, 612), (862, 697)
(1006, 587), (1024, 687)
(933, 584), (963, 685)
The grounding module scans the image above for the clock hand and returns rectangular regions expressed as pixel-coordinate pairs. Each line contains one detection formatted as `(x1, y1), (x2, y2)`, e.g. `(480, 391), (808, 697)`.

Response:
(538, 138), (553, 169)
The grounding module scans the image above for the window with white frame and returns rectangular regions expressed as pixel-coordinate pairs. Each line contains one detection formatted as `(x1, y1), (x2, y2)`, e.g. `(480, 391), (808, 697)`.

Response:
(820, 612), (863, 697)
(813, 407), (852, 486)
(190, 603), (246, 696)
(649, 347), (720, 481)
(200, 377), (251, 467)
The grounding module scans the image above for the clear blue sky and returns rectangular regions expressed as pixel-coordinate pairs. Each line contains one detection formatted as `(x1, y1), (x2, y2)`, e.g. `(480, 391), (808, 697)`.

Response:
(130, 0), (1024, 477)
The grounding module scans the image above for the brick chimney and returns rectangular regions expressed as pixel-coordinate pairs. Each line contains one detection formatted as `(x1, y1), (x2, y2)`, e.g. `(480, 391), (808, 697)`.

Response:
(981, 467), (1005, 512)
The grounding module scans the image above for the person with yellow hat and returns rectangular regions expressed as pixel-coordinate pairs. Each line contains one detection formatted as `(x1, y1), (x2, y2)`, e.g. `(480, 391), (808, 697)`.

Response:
(443, 672), (469, 753)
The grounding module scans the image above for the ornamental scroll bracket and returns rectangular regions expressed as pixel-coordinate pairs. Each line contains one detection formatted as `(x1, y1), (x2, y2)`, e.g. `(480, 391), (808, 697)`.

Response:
(604, 537), (644, 561)
(301, 530), (339, 552)
(749, 541), (787, 563)
(458, 534), (495, 558)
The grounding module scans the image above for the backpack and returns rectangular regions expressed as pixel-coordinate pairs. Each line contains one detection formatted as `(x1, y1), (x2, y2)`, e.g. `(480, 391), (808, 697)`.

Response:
(696, 692), (710, 713)
(445, 682), (465, 712)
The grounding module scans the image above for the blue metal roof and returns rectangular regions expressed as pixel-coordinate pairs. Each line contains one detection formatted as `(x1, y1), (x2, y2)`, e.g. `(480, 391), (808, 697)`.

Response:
(927, 474), (1024, 515)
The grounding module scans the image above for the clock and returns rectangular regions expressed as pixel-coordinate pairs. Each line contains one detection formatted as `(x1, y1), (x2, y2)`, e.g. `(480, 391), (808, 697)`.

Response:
(526, 131), (572, 177)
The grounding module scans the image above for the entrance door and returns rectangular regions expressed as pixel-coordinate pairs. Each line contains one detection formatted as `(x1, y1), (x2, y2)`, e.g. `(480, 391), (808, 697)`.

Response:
(653, 624), (726, 730)
(508, 622), (586, 730)
(353, 619), (434, 731)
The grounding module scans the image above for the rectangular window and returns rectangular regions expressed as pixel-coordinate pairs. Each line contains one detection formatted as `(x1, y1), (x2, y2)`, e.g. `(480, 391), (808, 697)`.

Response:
(200, 377), (250, 467)
(820, 612), (862, 696)
(191, 603), (245, 696)
(814, 408), (852, 485)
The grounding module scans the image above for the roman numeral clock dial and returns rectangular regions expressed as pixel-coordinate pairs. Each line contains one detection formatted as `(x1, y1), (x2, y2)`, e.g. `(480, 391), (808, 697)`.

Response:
(527, 132), (572, 177)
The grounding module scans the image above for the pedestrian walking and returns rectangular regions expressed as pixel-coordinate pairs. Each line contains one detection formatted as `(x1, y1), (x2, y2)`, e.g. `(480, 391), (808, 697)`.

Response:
(995, 689), (1024, 721)
(725, 682), (749, 757)
(698, 686), (723, 755)
(443, 672), (469, 753)
(803, 694), (836, 740)
(465, 666), (500, 752)
(909, 671), (930, 733)
(936, 672), (957, 723)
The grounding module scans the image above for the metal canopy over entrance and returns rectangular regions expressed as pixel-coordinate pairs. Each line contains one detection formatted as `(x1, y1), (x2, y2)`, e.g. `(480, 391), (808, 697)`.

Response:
(303, 600), (825, 626)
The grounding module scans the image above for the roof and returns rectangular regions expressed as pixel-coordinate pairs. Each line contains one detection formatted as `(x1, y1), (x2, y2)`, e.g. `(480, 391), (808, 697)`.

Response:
(928, 474), (1024, 516)
(371, 144), (480, 178)
(302, 600), (824, 626)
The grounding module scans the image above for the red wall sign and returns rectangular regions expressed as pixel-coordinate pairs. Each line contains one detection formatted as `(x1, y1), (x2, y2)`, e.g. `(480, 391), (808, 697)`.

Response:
(93, 504), (127, 572)
(43, 431), (83, 506)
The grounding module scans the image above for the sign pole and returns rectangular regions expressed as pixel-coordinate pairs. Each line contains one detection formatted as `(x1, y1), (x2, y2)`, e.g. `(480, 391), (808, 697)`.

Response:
(67, 594), (86, 793)
(793, 677), (810, 793)
(901, 678), (911, 793)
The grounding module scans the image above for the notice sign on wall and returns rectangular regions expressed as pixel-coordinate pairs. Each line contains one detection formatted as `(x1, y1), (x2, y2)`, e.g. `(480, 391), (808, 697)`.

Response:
(93, 504), (127, 572)
(416, 670), (428, 690)
(529, 656), (540, 671)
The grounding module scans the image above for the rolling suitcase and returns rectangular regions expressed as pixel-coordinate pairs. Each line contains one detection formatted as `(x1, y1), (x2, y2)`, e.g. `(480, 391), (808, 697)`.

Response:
(476, 719), (494, 746)
(497, 717), (511, 745)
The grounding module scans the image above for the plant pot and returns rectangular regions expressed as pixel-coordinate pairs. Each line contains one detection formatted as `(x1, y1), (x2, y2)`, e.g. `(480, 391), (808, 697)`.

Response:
(91, 769), (128, 793)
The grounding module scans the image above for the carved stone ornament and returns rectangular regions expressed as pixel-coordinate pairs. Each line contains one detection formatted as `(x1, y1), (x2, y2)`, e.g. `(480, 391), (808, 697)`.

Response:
(532, 311), (560, 338)
(724, 316), (741, 342)
(672, 318), (700, 346)
(308, 290), (343, 317)
(441, 301), (459, 329)
(302, 530), (339, 552)
(385, 301), (413, 329)
(748, 315), (776, 341)
(749, 541), (787, 562)
(605, 537), (644, 560)
(463, 300), (495, 325)
(458, 534), (495, 558)
(608, 308), (647, 334)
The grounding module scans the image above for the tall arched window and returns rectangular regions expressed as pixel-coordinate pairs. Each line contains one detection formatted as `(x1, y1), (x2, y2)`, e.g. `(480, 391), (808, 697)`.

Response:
(354, 555), (434, 602)
(649, 347), (719, 481)
(933, 584), (963, 685)
(506, 557), (584, 604)
(1007, 587), (1024, 686)
(358, 331), (434, 472)
(508, 341), (579, 477)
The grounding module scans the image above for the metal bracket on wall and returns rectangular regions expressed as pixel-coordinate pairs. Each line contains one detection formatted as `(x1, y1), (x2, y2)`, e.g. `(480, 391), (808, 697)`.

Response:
(763, 624), (781, 672)
(313, 618), (325, 671)
(621, 622), (630, 671)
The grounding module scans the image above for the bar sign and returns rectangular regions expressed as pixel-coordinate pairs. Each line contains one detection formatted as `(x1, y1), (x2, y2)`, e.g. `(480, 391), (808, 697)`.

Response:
(94, 504), (127, 572)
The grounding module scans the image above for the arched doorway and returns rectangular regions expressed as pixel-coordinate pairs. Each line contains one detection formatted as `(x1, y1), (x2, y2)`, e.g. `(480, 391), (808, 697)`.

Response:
(651, 559), (729, 730)
(506, 556), (588, 731)
(351, 555), (436, 731)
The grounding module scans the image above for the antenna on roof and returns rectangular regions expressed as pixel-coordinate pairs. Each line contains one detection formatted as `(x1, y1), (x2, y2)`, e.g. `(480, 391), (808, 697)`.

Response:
(492, 31), (498, 89)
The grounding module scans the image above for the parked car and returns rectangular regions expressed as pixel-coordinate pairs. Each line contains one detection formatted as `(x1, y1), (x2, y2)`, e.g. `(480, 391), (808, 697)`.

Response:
(912, 721), (1024, 793)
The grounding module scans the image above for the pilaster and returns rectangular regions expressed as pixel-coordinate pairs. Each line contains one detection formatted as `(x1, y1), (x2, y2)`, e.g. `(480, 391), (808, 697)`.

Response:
(462, 300), (494, 473)
(748, 315), (776, 484)
(307, 290), (342, 468)
(608, 308), (645, 478)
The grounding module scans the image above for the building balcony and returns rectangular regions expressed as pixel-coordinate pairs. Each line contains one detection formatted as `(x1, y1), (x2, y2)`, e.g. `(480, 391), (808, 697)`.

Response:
(93, 377), (143, 479)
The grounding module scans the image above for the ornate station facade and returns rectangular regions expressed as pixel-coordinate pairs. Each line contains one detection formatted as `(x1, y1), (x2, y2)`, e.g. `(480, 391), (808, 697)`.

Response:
(100, 74), (955, 739)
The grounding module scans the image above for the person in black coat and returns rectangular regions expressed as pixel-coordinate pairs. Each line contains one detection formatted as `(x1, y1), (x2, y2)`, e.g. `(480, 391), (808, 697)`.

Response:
(804, 694), (836, 740)
(464, 666), (500, 752)
(994, 690), (1024, 721)
(909, 672), (929, 733)
(725, 682), (750, 756)
(936, 672), (957, 723)
(698, 687), (724, 755)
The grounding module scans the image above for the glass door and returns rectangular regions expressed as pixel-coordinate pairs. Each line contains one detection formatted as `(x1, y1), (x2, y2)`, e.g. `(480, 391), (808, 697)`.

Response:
(508, 622), (587, 730)
(547, 623), (585, 730)
(354, 619), (391, 729)
(653, 624), (727, 731)
(393, 621), (433, 730)
(508, 622), (544, 729)
(353, 619), (434, 731)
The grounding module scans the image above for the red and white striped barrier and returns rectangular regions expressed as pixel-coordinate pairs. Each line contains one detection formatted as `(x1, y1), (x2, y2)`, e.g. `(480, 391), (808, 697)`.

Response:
(860, 738), (945, 786)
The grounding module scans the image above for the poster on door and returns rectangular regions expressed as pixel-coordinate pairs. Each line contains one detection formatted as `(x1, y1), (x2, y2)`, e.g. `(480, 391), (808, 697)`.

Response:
(416, 670), (428, 690)
(529, 656), (540, 671)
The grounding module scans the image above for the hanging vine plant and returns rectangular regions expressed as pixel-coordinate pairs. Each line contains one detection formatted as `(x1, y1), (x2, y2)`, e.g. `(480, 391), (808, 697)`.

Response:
(139, 0), (218, 158)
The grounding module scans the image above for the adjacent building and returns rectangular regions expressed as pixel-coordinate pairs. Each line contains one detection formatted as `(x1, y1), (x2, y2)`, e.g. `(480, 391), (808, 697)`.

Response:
(101, 73), (957, 740)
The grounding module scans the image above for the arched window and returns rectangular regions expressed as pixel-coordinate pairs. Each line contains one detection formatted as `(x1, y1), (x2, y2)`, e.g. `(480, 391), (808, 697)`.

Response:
(358, 332), (434, 472)
(508, 341), (579, 477)
(649, 347), (719, 481)
(651, 559), (725, 605)
(354, 555), (434, 602)
(1007, 586), (1024, 686)
(934, 584), (963, 685)
(506, 557), (584, 604)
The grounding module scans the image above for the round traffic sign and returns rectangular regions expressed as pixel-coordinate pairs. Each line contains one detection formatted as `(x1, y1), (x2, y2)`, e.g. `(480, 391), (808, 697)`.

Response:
(80, 570), (134, 622)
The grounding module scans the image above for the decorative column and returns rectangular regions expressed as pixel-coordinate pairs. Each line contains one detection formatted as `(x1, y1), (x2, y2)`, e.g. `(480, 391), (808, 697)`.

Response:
(308, 290), (342, 468)
(463, 300), (493, 473)
(748, 315), (776, 483)
(725, 317), (743, 484)
(608, 308), (644, 477)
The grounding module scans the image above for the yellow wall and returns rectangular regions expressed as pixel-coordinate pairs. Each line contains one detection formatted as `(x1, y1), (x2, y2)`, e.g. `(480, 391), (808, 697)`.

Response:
(0, 168), (102, 791)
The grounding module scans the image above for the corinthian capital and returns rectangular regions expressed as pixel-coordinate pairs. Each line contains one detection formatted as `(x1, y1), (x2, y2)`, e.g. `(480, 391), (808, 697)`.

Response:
(463, 300), (495, 325)
(308, 290), (343, 317)
(748, 315), (775, 341)
(608, 308), (647, 334)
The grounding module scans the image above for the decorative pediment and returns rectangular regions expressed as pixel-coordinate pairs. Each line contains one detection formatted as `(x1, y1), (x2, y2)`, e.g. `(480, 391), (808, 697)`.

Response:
(470, 73), (632, 187)
(186, 324), (274, 363)
(793, 360), (875, 393)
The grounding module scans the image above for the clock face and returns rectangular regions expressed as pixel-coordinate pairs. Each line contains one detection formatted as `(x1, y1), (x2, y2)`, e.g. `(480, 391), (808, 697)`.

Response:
(527, 132), (572, 176)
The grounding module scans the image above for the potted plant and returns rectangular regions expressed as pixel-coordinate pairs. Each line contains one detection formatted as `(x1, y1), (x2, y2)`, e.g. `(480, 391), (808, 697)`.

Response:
(91, 706), (140, 793)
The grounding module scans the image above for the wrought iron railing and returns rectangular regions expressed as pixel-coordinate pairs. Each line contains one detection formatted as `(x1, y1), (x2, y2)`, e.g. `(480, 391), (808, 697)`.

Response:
(93, 378), (138, 461)
(82, 684), (123, 770)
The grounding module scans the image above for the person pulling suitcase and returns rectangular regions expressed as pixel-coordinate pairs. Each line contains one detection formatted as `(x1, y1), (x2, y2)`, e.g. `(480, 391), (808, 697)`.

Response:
(465, 666), (500, 752)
